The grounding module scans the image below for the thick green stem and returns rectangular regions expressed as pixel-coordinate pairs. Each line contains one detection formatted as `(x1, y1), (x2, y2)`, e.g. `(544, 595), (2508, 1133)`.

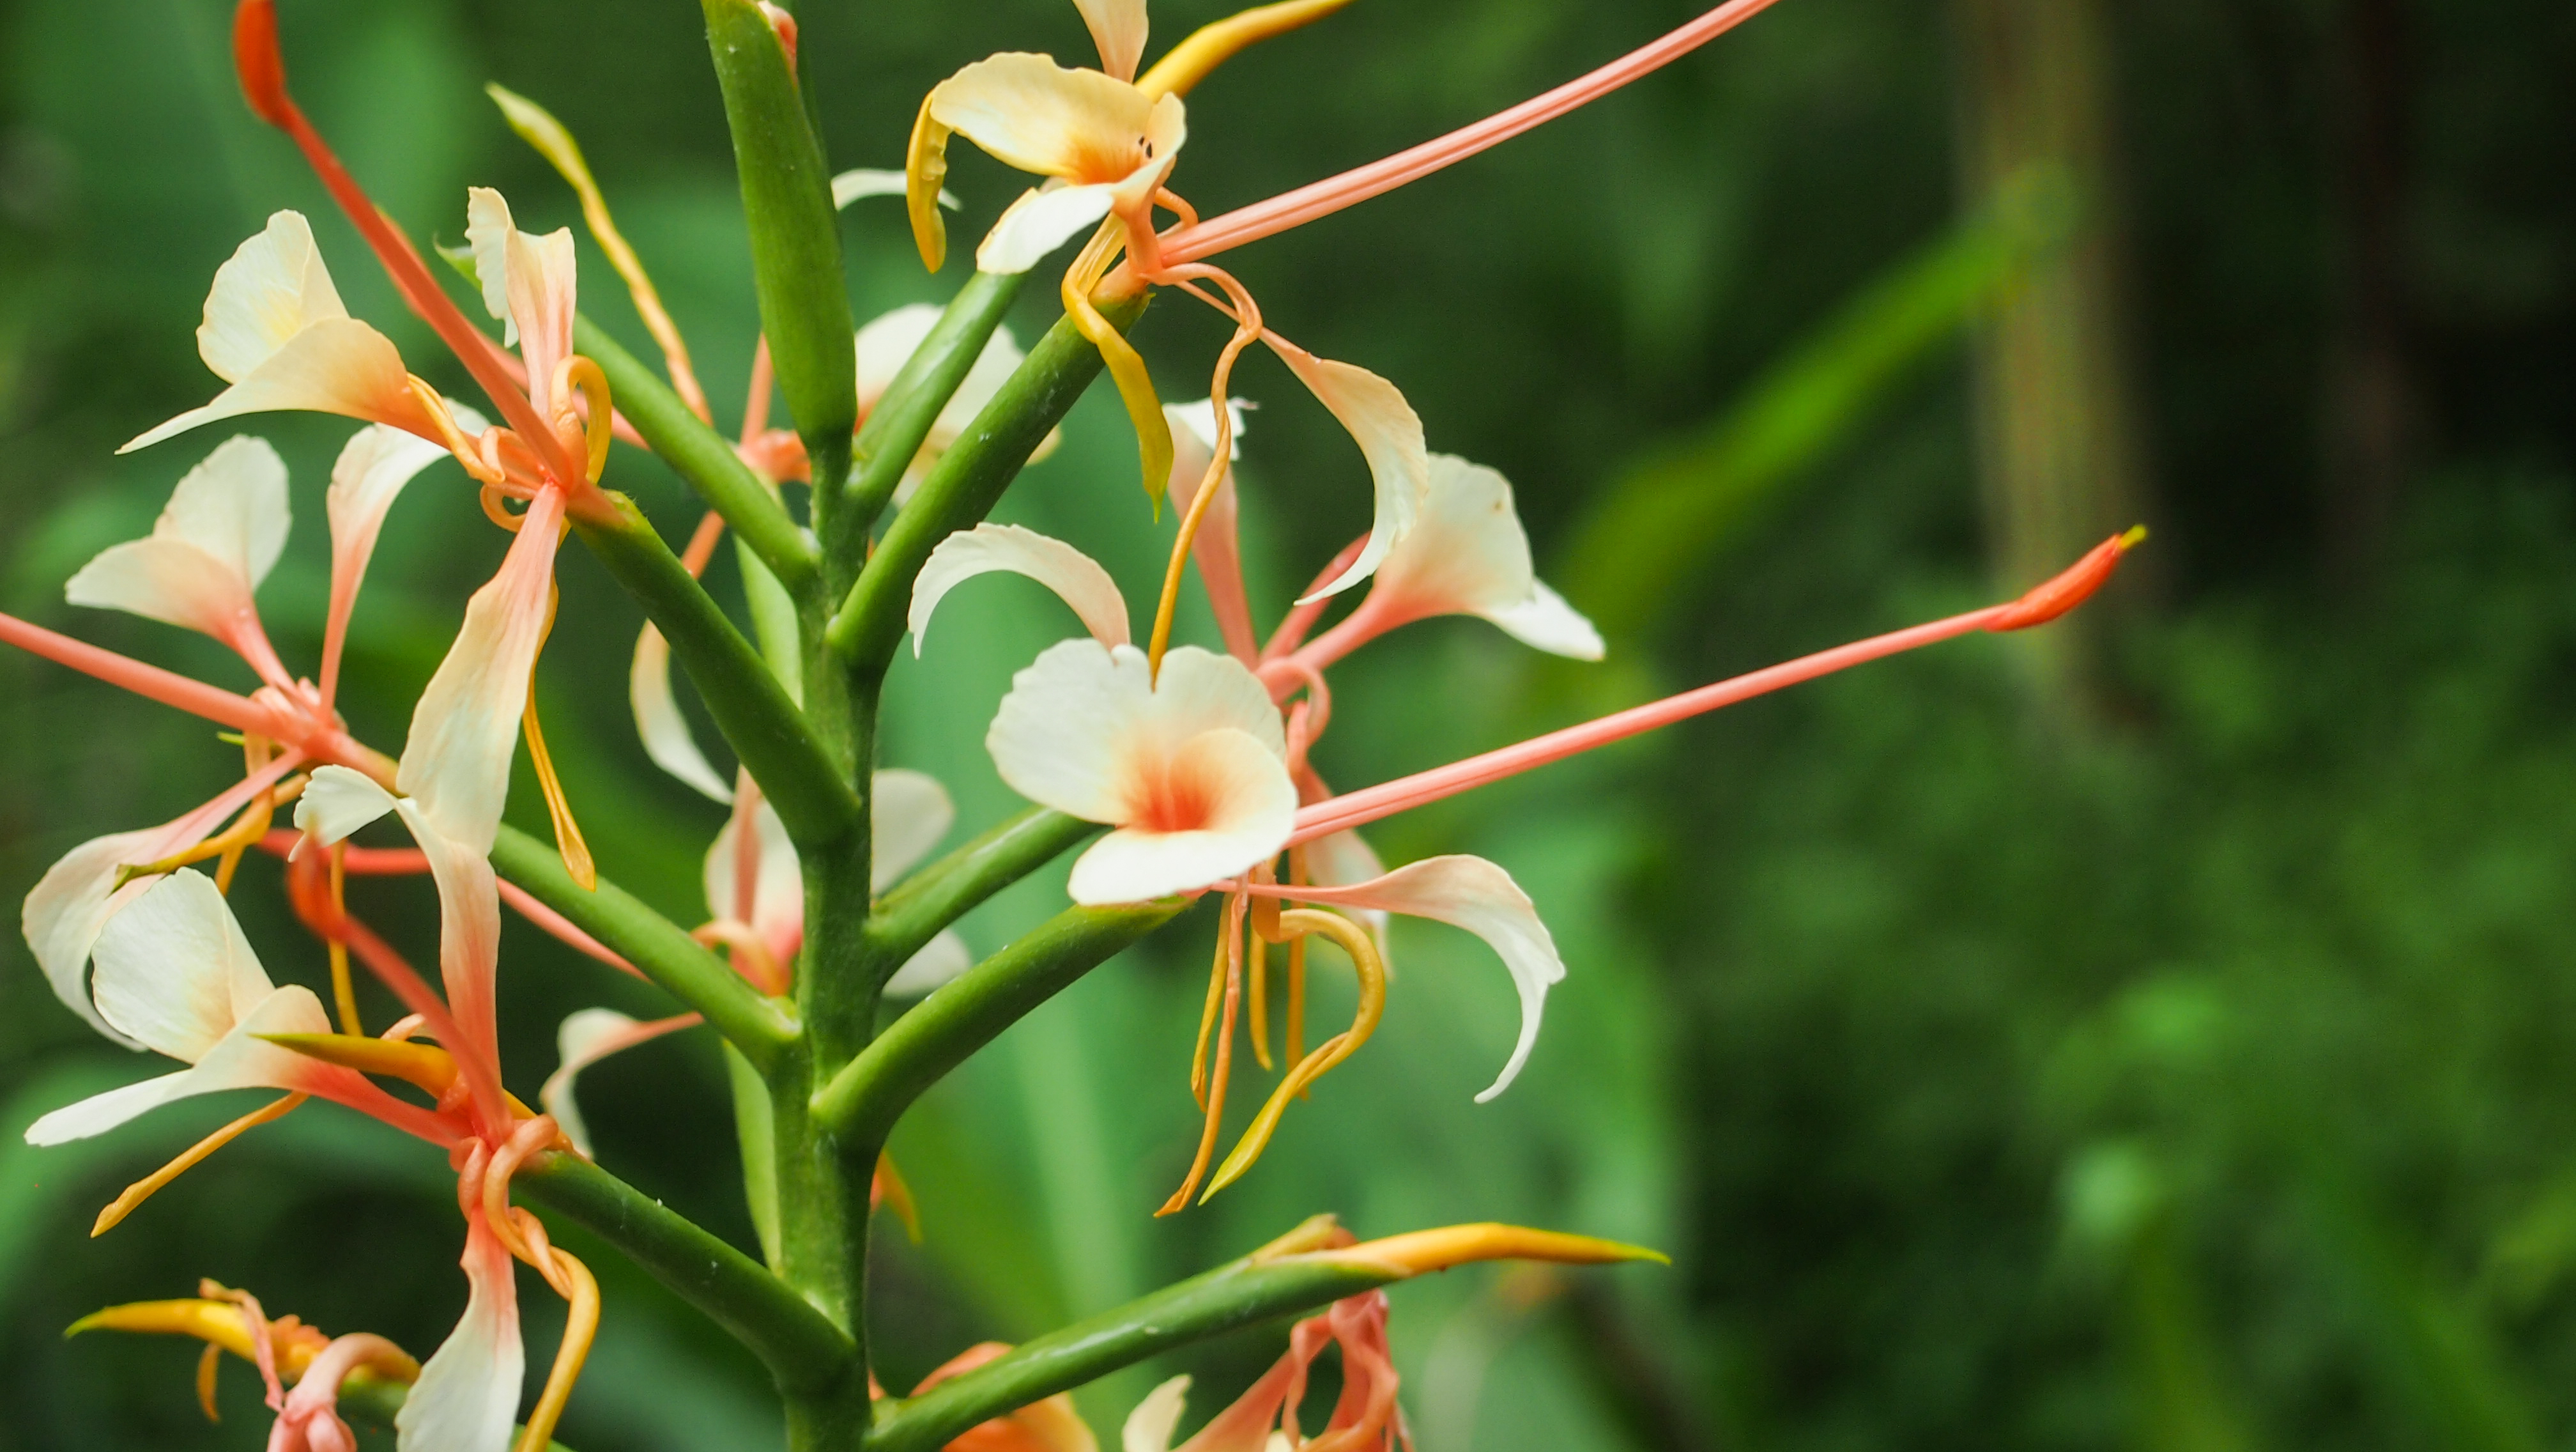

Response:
(825, 297), (1149, 674)
(514, 1151), (859, 1397)
(866, 808), (1098, 969)
(842, 269), (1029, 544)
(573, 495), (862, 847)
(813, 902), (1179, 1150)
(866, 1238), (1397, 1452)
(491, 824), (795, 1069)
(578, 315), (818, 591)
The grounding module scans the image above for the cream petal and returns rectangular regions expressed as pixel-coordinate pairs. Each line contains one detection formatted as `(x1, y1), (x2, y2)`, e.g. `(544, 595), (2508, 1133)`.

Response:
(1075, 0), (1150, 81)
(1301, 826), (1390, 946)
(327, 423), (452, 578)
(66, 436), (290, 637)
(197, 211), (350, 383)
(397, 1214), (525, 1452)
(121, 319), (432, 455)
(988, 642), (1283, 825)
(1066, 729), (1296, 904)
(397, 487), (564, 853)
(912, 525), (1132, 656)
(89, 870), (274, 1062)
(463, 188), (520, 344)
(927, 54), (1171, 184)
(882, 929), (973, 998)
(295, 764), (401, 847)
(1267, 343), (1428, 601)
(1482, 579), (1606, 660)
(22, 986), (337, 1145)
(855, 304), (944, 415)
(63, 540), (252, 641)
(1123, 1375), (1193, 1452)
(1284, 856), (1565, 1102)
(834, 168), (957, 210)
(540, 1008), (700, 1159)
(703, 798), (802, 954)
(976, 182), (1119, 275)
(506, 226), (579, 416)
(872, 768), (957, 890)
(631, 624), (735, 803)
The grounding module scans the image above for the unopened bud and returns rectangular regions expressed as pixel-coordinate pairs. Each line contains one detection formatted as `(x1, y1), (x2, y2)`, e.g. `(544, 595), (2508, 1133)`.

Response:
(1988, 525), (2147, 633)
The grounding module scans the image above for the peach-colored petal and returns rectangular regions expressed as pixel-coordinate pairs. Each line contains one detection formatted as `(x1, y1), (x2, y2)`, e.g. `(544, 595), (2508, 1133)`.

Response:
(1067, 728), (1296, 904)
(1163, 399), (1257, 662)
(66, 437), (291, 645)
(1360, 454), (1600, 658)
(987, 641), (1284, 826)
(977, 182), (1119, 274)
(466, 189), (578, 417)
(323, 419), (470, 707)
(1075, 0), (1150, 81)
(22, 985), (334, 1145)
(1123, 1375), (1193, 1452)
(540, 1008), (702, 1158)
(194, 210), (349, 383)
(1266, 341), (1427, 601)
(703, 797), (801, 954)
(912, 524), (1132, 656)
(395, 1210), (523, 1452)
(873, 768), (957, 889)
(927, 54), (1183, 186)
(882, 929), (973, 998)
(631, 622), (735, 803)
(119, 318), (436, 455)
(1275, 856), (1563, 1101)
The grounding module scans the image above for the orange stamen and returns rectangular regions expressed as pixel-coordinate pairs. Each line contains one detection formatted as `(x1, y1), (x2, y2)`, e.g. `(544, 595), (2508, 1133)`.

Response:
(327, 844), (362, 1035)
(1204, 909), (1384, 1201)
(91, 1093), (307, 1237)
(1163, 894), (1249, 1215)
(523, 581), (597, 891)
(1321, 1224), (1669, 1276)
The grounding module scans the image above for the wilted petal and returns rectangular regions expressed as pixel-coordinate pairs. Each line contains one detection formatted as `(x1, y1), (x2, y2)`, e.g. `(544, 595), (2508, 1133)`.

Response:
(194, 211), (350, 383)
(977, 182), (1119, 274)
(1075, 0), (1149, 81)
(1361, 454), (1600, 659)
(540, 1008), (701, 1159)
(873, 768), (957, 890)
(88, 870), (275, 1062)
(988, 641), (1284, 825)
(395, 1213), (523, 1452)
(883, 929), (973, 998)
(1265, 341), (1427, 601)
(912, 525), (1132, 656)
(1280, 856), (1564, 1101)
(631, 624), (735, 803)
(1067, 728), (1296, 904)
(121, 319), (437, 456)
(928, 54), (1183, 186)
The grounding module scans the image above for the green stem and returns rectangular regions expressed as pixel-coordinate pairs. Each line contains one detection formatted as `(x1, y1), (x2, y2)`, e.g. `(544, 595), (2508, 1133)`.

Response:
(514, 1151), (861, 1396)
(491, 824), (795, 1070)
(813, 902), (1179, 1150)
(866, 808), (1098, 969)
(578, 315), (818, 592)
(842, 270), (1029, 544)
(866, 1237), (1396, 1452)
(572, 495), (862, 847)
(825, 297), (1149, 674)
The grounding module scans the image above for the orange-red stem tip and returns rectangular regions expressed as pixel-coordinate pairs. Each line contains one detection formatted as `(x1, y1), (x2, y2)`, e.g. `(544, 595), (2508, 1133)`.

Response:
(1988, 525), (2147, 633)
(232, 0), (295, 128)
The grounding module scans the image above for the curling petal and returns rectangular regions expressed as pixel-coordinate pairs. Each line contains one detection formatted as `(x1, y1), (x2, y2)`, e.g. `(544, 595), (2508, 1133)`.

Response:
(1483, 579), (1605, 660)
(194, 211), (350, 383)
(121, 319), (436, 456)
(1360, 454), (1600, 659)
(631, 624), (735, 803)
(295, 765), (400, 847)
(88, 870), (275, 1062)
(66, 437), (291, 640)
(834, 167), (957, 210)
(1267, 342), (1427, 601)
(912, 525), (1132, 656)
(24, 986), (337, 1145)
(1123, 1376), (1193, 1452)
(976, 182), (1119, 275)
(540, 1008), (700, 1159)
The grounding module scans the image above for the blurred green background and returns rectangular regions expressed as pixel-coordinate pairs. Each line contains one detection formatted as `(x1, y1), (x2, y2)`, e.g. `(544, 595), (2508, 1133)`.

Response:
(4, 0), (2575, 1449)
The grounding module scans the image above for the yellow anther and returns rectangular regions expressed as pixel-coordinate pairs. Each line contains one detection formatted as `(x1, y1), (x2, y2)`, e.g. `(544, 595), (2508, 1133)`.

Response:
(91, 1093), (307, 1237)
(523, 582), (597, 891)
(195, 1341), (224, 1422)
(488, 84), (712, 421)
(1137, 0), (1359, 99)
(1203, 908), (1384, 1201)
(1318, 1224), (1669, 1276)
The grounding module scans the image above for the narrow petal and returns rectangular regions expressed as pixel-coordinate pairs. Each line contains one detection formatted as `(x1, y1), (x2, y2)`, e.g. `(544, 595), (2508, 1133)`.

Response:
(872, 768), (957, 890)
(463, 188), (519, 344)
(1266, 341), (1427, 601)
(466, 189), (578, 406)
(88, 870), (275, 1061)
(1278, 856), (1564, 1101)
(703, 798), (802, 961)
(1075, 0), (1149, 81)
(23, 986), (337, 1145)
(195, 211), (349, 383)
(988, 642), (1282, 825)
(295, 764), (400, 847)
(912, 525), (1132, 656)
(631, 624), (735, 803)
(1066, 729), (1296, 904)
(882, 929), (973, 998)
(396, 1212), (524, 1452)
(540, 1008), (701, 1159)
(393, 808), (512, 1137)
(1483, 579), (1605, 660)
(121, 319), (436, 455)
(976, 182), (1118, 275)
(1123, 1376), (1192, 1452)
(397, 487), (565, 853)
(63, 539), (254, 644)
(324, 419), (473, 705)
(1353, 454), (1601, 659)
(68, 436), (291, 640)
(834, 167), (956, 210)
(927, 54), (1177, 185)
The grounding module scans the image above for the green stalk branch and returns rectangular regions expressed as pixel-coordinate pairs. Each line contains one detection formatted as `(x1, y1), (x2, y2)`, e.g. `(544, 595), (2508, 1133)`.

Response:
(513, 1151), (862, 1398)
(813, 901), (1178, 1149)
(842, 270), (1028, 543)
(492, 824), (796, 1069)
(825, 296), (1150, 674)
(866, 1237), (1394, 1452)
(573, 495), (863, 847)
(578, 315), (818, 591)
(866, 808), (1098, 971)
(702, 0), (855, 495)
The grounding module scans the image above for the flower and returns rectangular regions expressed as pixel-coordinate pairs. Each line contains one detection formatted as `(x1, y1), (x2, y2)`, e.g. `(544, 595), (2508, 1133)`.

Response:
(70, 1285), (420, 1449)
(1121, 1292), (1405, 1452)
